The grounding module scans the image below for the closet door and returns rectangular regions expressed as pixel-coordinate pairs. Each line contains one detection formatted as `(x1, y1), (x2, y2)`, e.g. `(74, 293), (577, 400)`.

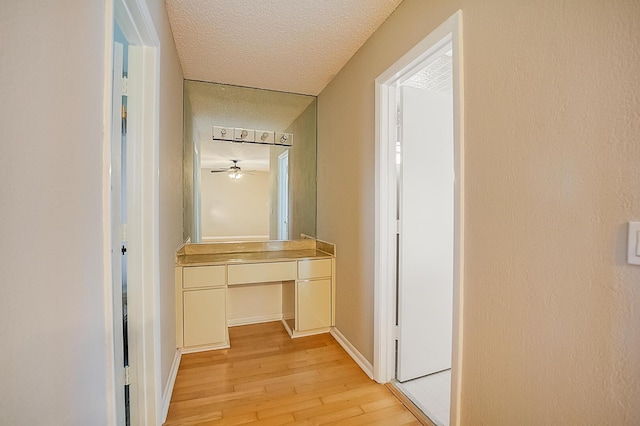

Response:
(397, 85), (454, 382)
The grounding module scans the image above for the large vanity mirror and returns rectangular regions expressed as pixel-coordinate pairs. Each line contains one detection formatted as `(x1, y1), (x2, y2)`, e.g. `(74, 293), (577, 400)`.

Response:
(183, 80), (317, 243)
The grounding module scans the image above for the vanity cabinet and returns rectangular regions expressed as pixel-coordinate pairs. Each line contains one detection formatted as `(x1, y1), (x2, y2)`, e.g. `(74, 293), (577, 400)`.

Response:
(175, 240), (336, 353)
(296, 259), (333, 332)
(176, 265), (229, 351)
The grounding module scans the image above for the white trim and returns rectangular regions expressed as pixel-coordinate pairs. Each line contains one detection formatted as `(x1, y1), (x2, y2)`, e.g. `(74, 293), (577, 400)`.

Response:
(330, 327), (374, 379)
(161, 349), (182, 423)
(103, 2), (117, 423)
(373, 10), (464, 426)
(228, 313), (283, 327)
(291, 327), (332, 339)
(181, 342), (231, 354)
(281, 318), (294, 336)
(107, 0), (161, 425)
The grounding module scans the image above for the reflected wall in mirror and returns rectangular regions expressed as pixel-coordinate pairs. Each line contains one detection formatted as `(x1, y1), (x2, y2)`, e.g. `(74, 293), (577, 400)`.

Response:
(183, 80), (317, 242)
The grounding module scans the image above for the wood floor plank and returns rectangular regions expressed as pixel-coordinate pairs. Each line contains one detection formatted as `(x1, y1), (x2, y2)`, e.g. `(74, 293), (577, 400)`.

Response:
(163, 322), (420, 425)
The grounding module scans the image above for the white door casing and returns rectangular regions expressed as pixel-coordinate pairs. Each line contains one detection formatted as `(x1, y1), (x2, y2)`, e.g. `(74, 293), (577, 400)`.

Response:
(111, 40), (127, 424)
(105, 0), (161, 424)
(374, 10), (464, 426)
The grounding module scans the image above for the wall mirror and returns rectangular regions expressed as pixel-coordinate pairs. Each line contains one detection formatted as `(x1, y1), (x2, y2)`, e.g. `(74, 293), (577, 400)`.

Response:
(183, 80), (317, 243)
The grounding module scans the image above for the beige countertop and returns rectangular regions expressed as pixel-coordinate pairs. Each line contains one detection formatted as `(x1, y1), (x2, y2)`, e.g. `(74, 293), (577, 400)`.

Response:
(176, 248), (333, 267)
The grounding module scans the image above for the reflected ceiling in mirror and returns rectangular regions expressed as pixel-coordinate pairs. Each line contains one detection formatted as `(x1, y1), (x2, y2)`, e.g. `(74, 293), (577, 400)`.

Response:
(183, 80), (317, 243)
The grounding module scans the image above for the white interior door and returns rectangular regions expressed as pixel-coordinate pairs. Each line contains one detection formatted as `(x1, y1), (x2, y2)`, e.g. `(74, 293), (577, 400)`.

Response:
(397, 84), (454, 382)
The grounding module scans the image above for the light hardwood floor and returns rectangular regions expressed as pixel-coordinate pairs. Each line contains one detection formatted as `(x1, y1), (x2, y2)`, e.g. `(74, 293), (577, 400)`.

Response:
(164, 322), (421, 425)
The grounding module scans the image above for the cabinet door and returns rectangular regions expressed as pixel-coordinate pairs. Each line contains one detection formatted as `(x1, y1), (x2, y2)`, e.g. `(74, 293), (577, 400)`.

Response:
(183, 288), (226, 347)
(297, 279), (331, 331)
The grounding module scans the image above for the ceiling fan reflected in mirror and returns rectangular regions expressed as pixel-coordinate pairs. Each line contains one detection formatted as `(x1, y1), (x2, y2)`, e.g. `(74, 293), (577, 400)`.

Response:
(210, 160), (246, 180)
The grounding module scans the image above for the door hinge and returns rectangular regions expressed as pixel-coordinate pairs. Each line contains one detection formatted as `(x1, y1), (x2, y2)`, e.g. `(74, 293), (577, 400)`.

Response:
(124, 366), (130, 386)
(121, 76), (128, 96)
(121, 245), (127, 255)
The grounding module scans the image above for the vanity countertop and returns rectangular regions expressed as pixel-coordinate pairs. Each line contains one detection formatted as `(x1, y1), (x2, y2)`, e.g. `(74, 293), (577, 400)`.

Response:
(176, 249), (333, 267)
(175, 239), (336, 267)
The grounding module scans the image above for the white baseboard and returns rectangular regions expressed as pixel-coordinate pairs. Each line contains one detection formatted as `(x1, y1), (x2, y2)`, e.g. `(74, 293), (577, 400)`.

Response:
(161, 348), (182, 423)
(228, 313), (282, 327)
(330, 327), (374, 379)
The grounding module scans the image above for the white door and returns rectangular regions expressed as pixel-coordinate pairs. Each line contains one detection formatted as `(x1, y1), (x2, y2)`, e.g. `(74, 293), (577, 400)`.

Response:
(397, 84), (454, 382)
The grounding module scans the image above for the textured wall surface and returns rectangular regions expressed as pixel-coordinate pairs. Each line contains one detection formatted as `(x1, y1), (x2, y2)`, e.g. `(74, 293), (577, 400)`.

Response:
(144, 0), (185, 403)
(317, 0), (640, 423)
(183, 96), (196, 242)
(0, 2), (109, 424)
(286, 102), (318, 240)
(0, 1), (185, 422)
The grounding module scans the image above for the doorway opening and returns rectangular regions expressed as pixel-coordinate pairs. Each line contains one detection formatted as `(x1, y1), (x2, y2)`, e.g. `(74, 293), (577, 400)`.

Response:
(107, 0), (161, 424)
(278, 151), (289, 240)
(374, 11), (464, 426)
(394, 42), (455, 426)
(112, 21), (130, 424)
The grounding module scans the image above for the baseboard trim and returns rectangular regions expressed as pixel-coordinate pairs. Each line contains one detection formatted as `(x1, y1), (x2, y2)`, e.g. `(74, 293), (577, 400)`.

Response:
(330, 327), (374, 379)
(161, 348), (181, 423)
(228, 313), (282, 327)
(291, 327), (331, 339)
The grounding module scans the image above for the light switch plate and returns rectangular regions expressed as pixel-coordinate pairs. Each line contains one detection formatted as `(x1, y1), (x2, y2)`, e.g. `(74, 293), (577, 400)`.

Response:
(627, 222), (640, 265)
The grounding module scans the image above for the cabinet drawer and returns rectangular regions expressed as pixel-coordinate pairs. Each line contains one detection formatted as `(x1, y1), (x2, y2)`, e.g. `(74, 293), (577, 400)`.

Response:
(297, 259), (332, 280)
(183, 266), (226, 289)
(228, 262), (296, 285)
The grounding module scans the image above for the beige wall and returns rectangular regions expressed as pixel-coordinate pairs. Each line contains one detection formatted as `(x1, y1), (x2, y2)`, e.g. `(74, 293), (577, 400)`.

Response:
(201, 171), (270, 239)
(317, 0), (640, 423)
(0, 2), (110, 423)
(0, 1), (184, 423)
(144, 0), (185, 403)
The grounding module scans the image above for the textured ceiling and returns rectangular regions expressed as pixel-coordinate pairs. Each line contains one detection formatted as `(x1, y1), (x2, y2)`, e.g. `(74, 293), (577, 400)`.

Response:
(166, 0), (403, 95)
(402, 48), (453, 94)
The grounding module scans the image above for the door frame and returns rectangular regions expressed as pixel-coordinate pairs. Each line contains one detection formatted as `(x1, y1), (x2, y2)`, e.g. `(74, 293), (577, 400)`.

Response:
(110, 39), (127, 424)
(278, 150), (290, 240)
(104, 0), (161, 424)
(373, 10), (464, 425)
